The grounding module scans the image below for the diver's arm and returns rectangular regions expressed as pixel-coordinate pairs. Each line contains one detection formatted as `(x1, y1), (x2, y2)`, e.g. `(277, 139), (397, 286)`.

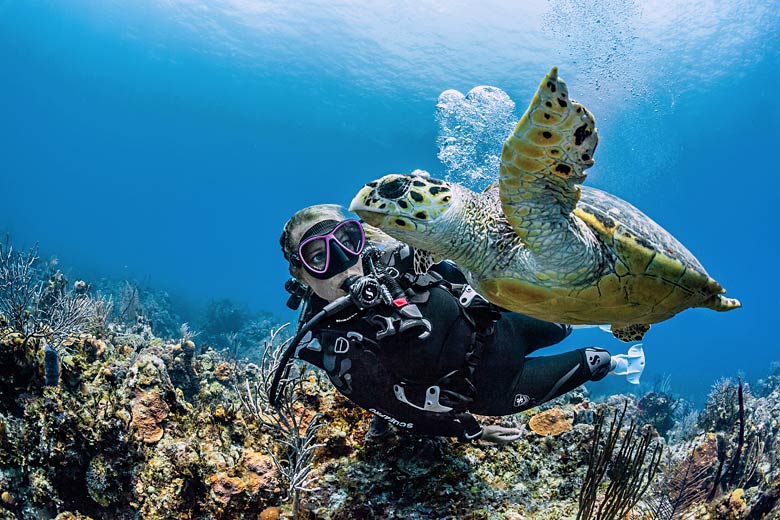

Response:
(452, 412), (485, 441)
(390, 408), (485, 441)
(406, 412), (522, 444)
(416, 413), (483, 441)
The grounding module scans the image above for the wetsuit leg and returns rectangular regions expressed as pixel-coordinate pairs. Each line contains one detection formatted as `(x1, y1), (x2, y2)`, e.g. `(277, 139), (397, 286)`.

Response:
(509, 347), (610, 409)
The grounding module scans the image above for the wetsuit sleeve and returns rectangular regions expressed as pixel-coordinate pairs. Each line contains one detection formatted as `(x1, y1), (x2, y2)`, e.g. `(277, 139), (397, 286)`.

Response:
(396, 409), (484, 441)
(518, 315), (572, 349)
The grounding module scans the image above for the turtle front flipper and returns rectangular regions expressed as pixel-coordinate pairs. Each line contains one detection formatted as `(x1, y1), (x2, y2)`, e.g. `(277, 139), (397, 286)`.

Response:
(611, 323), (650, 342)
(499, 67), (600, 272)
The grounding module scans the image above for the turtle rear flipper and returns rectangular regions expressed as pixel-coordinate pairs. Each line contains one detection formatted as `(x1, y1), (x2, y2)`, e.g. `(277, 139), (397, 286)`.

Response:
(611, 323), (651, 342)
(700, 294), (742, 312)
(499, 67), (599, 264)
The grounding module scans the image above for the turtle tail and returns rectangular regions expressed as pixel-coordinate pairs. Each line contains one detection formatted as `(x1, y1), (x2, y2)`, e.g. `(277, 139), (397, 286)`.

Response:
(700, 294), (742, 312)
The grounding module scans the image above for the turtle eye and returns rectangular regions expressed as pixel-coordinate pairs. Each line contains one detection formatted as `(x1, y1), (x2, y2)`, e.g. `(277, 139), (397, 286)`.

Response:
(378, 177), (410, 199)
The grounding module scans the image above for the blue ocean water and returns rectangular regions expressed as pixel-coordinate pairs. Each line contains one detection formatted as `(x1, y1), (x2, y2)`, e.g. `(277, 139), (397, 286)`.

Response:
(1, 0), (778, 404)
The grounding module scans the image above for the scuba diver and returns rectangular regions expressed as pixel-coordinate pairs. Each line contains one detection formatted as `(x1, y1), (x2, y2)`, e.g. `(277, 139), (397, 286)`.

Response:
(276, 204), (645, 445)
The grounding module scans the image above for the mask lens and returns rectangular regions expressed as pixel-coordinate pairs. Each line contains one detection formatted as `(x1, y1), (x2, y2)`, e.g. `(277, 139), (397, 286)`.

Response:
(296, 219), (365, 278)
(333, 220), (364, 253)
(301, 238), (329, 272)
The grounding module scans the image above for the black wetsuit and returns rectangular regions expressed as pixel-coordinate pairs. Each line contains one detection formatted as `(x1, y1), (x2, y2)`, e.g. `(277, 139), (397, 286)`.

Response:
(296, 246), (609, 440)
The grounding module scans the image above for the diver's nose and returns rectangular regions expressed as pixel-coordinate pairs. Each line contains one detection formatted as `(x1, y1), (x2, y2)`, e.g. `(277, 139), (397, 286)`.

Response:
(377, 177), (410, 199)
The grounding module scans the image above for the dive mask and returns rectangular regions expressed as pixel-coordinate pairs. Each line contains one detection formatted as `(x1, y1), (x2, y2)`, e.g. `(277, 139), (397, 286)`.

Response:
(294, 219), (365, 279)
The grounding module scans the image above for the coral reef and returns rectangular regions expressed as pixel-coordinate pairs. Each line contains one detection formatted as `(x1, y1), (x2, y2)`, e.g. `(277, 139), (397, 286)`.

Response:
(200, 298), (280, 365)
(637, 390), (679, 438)
(1, 245), (780, 519)
(3, 316), (780, 519)
(528, 407), (573, 436)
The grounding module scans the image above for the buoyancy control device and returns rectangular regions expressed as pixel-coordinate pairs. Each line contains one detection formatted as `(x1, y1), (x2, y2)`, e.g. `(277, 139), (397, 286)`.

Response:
(270, 246), (432, 407)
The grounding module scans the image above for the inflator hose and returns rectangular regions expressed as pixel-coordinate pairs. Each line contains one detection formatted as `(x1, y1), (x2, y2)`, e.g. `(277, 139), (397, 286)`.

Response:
(268, 291), (355, 407)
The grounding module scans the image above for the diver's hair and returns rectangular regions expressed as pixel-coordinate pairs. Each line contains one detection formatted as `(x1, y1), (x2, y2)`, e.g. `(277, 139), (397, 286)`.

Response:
(280, 204), (347, 278)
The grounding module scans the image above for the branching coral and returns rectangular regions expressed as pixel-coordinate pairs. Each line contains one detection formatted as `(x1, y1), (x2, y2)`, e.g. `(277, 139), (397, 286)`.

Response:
(643, 436), (719, 519)
(577, 402), (663, 520)
(699, 378), (741, 433)
(236, 325), (325, 519)
(0, 238), (43, 336)
(266, 410), (324, 519)
(0, 238), (97, 352)
(706, 377), (767, 507)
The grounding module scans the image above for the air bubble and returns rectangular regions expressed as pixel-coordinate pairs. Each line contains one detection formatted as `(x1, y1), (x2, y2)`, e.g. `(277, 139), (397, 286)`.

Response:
(435, 85), (518, 192)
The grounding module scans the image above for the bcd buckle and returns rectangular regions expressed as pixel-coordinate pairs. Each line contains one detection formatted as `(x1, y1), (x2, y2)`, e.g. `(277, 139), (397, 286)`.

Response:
(458, 285), (480, 308)
(393, 383), (453, 413)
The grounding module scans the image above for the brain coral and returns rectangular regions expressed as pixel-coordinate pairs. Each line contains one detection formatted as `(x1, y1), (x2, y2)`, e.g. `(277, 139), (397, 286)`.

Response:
(528, 407), (573, 436)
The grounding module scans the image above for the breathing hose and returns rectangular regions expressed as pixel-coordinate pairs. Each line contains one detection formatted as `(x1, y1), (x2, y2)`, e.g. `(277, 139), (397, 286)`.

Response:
(269, 248), (416, 407)
(268, 291), (355, 407)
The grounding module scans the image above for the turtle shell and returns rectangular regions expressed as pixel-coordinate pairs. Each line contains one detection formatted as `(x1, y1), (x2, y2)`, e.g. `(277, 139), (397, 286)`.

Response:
(573, 185), (725, 321)
(475, 183), (731, 327)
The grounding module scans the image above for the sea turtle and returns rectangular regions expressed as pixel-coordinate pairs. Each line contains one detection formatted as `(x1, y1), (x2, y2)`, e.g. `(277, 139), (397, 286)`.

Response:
(349, 67), (741, 341)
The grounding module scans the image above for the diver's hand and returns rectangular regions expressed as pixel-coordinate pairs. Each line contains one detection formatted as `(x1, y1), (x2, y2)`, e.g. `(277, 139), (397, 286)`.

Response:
(479, 424), (524, 446)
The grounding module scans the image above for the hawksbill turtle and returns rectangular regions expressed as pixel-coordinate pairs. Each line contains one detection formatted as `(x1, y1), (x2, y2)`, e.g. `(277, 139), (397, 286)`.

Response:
(349, 67), (741, 341)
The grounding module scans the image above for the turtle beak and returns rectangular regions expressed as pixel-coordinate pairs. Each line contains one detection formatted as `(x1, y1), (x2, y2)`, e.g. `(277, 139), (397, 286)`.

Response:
(349, 185), (387, 227)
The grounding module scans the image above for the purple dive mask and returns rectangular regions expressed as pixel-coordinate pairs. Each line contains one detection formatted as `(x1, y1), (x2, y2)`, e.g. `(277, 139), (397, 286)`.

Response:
(294, 219), (365, 279)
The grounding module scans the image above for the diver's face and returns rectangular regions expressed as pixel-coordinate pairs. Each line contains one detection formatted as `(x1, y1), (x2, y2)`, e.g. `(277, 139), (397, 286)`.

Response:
(299, 260), (364, 302)
(291, 220), (365, 302)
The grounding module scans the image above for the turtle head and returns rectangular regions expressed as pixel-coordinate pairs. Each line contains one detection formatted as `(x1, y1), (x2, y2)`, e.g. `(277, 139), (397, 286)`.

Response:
(349, 171), (457, 245)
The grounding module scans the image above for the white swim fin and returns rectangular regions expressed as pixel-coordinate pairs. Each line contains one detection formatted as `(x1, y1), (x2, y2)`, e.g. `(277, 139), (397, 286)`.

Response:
(609, 343), (645, 384)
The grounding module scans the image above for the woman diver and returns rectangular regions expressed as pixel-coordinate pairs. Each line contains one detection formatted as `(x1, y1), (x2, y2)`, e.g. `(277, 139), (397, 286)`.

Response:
(277, 204), (644, 445)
